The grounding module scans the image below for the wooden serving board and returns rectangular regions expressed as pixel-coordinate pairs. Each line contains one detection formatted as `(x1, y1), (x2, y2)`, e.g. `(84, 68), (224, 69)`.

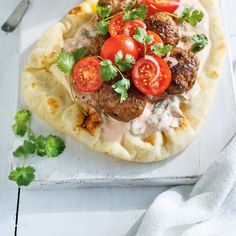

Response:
(13, 0), (236, 188)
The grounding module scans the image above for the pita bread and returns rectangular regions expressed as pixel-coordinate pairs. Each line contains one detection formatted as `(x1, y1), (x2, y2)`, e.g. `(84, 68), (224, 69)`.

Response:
(22, 0), (226, 162)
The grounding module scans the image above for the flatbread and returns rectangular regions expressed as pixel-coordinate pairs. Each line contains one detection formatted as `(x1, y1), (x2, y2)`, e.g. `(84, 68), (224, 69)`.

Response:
(22, 0), (226, 162)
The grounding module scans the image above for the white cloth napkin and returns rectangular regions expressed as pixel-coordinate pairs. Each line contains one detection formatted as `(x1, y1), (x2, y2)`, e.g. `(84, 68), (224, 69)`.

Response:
(136, 136), (236, 236)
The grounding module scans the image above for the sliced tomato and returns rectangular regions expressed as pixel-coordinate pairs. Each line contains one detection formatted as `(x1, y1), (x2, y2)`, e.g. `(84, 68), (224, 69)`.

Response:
(101, 35), (139, 62)
(132, 55), (171, 95)
(138, 31), (163, 56)
(124, 20), (147, 36)
(109, 13), (146, 37)
(72, 57), (103, 92)
(109, 13), (126, 37)
(138, 0), (180, 14)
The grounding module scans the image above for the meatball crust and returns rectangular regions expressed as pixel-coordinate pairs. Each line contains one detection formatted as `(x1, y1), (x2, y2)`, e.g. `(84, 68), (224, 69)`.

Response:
(98, 84), (147, 122)
(167, 48), (200, 95)
(98, 0), (132, 15)
(145, 12), (180, 46)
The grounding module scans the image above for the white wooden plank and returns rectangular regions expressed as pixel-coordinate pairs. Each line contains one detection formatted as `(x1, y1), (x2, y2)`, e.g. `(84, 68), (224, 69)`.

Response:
(18, 186), (167, 236)
(0, 0), (23, 235)
(13, 0), (236, 188)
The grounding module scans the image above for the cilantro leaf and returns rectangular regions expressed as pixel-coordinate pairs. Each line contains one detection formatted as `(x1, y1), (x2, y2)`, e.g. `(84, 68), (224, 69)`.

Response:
(191, 33), (208, 52)
(73, 47), (89, 61)
(100, 60), (118, 81)
(115, 51), (135, 72)
(15, 109), (31, 123)
(151, 43), (173, 57)
(123, 3), (147, 21)
(12, 122), (28, 137)
(9, 166), (35, 186)
(34, 135), (47, 156)
(45, 135), (65, 157)
(12, 109), (31, 137)
(179, 8), (204, 27)
(13, 140), (36, 158)
(56, 48), (89, 75)
(97, 20), (110, 36)
(112, 77), (131, 102)
(133, 27), (154, 45)
(56, 50), (75, 75)
(97, 5), (112, 19)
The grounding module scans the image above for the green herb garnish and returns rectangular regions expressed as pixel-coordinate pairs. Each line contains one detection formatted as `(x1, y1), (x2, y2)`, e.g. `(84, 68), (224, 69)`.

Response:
(179, 8), (204, 27)
(8, 109), (66, 186)
(97, 5), (112, 18)
(100, 60), (118, 81)
(123, 1), (147, 21)
(56, 47), (89, 75)
(112, 77), (131, 103)
(96, 6), (113, 36)
(133, 27), (154, 54)
(9, 166), (36, 187)
(115, 50), (135, 72)
(12, 109), (31, 137)
(191, 33), (208, 52)
(151, 43), (173, 57)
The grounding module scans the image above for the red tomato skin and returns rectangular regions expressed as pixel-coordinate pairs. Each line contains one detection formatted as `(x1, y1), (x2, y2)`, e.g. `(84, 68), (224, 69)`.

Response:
(138, 0), (180, 14)
(132, 55), (171, 95)
(109, 13), (126, 37)
(109, 13), (146, 37)
(72, 57), (103, 92)
(101, 35), (139, 62)
(124, 20), (147, 36)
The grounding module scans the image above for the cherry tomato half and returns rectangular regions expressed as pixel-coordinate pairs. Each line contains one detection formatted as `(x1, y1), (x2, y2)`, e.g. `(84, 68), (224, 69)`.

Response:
(138, 0), (180, 14)
(109, 13), (126, 37)
(109, 13), (146, 37)
(124, 20), (147, 37)
(72, 57), (103, 92)
(132, 55), (171, 95)
(139, 31), (163, 56)
(101, 35), (139, 62)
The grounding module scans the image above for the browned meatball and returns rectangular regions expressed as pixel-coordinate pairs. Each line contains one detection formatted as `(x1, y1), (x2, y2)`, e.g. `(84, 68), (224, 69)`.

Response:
(98, 84), (147, 122)
(98, 0), (132, 15)
(145, 12), (179, 46)
(167, 48), (200, 95)
(146, 92), (169, 104)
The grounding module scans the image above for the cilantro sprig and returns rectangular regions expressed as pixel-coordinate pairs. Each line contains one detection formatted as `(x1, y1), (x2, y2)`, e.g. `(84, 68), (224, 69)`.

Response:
(151, 43), (173, 57)
(56, 47), (89, 75)
(123, 2), (148, 21)
(97, 5), (113, 36)
(99, 51), (135, 102)
(115, 50), (135, 72)
(112, 77), (131, 103)
(8, 109), (66, 187)
(179, 8), (204, 27)
(12, 109), (31, 137)
(9, 166), (36, 187)
(191, 33), (208, 52)
(100, 60), (118, 81)
(133, 27), (154, 55)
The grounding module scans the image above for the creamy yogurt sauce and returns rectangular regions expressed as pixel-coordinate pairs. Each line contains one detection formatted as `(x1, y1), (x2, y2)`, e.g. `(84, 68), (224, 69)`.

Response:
(64, 17), (98, 52)
(62, 0), (210, 143)
(175, 0), (211, 74)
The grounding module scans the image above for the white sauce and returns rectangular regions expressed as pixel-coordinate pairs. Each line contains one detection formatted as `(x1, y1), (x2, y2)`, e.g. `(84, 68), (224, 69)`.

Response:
(101, 115), (130, 143)
(64, 17), (98, 52)
(175, 0), (211, 74)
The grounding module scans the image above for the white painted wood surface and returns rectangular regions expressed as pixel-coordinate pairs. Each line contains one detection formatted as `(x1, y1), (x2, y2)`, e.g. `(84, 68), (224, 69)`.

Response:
(16, 0), (236, 188)
(0, 1), (21, 235)
(0, 0), (236, 235)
